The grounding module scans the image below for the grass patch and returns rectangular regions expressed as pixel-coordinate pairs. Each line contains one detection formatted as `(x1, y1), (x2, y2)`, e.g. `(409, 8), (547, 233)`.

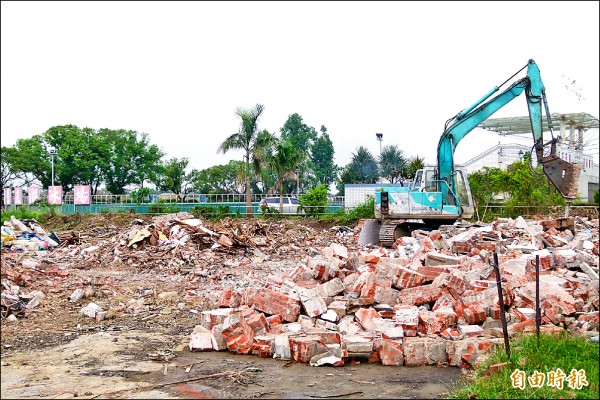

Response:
(448, 332), (599, 399)
(319, 195), (375, 225)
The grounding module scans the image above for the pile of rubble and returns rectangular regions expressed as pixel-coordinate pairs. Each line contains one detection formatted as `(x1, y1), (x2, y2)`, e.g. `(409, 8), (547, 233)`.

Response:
(189, 216), (599, 368)
(1, 213), (356, 321)
(1, 212), (598, 369)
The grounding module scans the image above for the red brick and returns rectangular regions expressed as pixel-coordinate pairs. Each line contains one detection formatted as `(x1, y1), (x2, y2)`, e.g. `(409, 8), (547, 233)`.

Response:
(253, 288), (301, 323)
(266, 314), (282, 331)
(289, 335), (329, 363)
(245, 312), (269, 336)
(399, 284), (442, 306)
(304, 328), (341, 345)
(242, 287), (258, 307)
(463, 302), (486, 325)
(394, 265), (427, 289)
(446, 338), (500, 367)
(200, 308), (234, 330)
(440, 328), (460, 340)
(222, 313), (255, 355)
(416, 265), (456, 282)
(219, 289), (242, 308)
(451, 241), (472, 254)
(403, 337), (447, 366)
(355, 307), (382, 332)
(379, 338), (404, 366)
(251, 334), (276, 358)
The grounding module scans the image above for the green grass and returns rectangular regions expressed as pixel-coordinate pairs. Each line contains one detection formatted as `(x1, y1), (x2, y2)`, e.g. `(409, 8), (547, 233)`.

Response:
(448, 332), (599, 399)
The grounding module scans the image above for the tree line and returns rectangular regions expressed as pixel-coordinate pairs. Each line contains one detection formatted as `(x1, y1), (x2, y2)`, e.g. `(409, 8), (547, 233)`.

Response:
(1, 103), (425, 205)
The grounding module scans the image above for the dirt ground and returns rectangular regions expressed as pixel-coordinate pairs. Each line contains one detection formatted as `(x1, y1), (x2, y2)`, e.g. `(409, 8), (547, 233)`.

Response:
(1, 213), (467, 399)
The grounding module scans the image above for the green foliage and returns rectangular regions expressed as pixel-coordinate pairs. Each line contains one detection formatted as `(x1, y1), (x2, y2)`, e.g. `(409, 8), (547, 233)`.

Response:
(405, 155), (425, 179)
(130, 187), (150, 205)
(321, 195), (374, 225)
(148, 199), (180, 214)
(379, 145), (408, 184)
(259, 204), (282, 219)
(468, 157), (567, 221)
(191, 160), (248, 194)
(594, 190), (599, 205)
(4, 125), (165, 195)
(448, 332), (599, 399)
(190, 205), (230, 220)
(336, 147), (379, 194)
(299, 184), (328, 216)
(154, 157), (195, 202)
(307, 126), (338, 188)
(218, 104), (275, 216)
(280, 113), (317, 153)
(1, 206), (51, 226)
(264, 137), (304, 198)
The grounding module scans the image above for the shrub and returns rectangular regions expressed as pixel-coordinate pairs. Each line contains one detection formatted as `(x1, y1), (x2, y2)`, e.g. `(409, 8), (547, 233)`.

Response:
(299, 184), (328, 217)
(190, 205), (230, 220)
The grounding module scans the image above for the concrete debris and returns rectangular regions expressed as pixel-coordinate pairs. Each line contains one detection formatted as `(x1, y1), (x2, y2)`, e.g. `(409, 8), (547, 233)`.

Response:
(1, 212), (598, 371)
(186, 215), (598, 368)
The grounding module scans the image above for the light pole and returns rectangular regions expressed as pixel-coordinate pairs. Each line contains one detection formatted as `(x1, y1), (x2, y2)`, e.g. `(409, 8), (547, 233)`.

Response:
(49, 148), (56, 186)
(376, 133), (383, 156)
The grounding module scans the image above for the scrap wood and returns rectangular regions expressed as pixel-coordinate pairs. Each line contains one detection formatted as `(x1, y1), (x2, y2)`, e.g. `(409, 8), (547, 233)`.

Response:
(152, 368), (257, 388)
(306, 392), (364, 398)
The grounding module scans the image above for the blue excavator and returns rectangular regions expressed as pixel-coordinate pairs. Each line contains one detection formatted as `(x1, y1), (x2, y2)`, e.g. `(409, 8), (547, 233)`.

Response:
(374, 59), (582, 247)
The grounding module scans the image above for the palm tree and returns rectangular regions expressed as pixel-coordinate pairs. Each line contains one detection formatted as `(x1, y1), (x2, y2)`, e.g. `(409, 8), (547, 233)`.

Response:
(406, 155), (425, 180)
(379, 145), (407, 184)
(218, 104), (275, 216)
(265, 137), (305, 212)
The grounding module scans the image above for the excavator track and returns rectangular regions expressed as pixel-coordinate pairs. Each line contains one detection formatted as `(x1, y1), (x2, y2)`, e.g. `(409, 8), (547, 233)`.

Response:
(379, 223), (408, 248)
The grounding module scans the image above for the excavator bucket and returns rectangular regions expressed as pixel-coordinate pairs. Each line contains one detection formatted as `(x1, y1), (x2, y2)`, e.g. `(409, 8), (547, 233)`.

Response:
(540, 156), (582, 200)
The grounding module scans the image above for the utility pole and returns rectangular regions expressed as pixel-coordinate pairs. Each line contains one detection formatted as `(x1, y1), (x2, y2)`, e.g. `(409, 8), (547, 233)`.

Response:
(376, 133), (383, 156)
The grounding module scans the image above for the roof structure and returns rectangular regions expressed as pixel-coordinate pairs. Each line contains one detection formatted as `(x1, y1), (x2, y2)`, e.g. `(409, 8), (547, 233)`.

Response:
(477, 112), (599, 135)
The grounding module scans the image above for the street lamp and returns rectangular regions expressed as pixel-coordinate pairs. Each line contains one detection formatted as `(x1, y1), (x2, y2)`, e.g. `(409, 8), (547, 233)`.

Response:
(518, 149), (524, 161)
(48, 147), (56, 186)
(376, 133), (383, 156)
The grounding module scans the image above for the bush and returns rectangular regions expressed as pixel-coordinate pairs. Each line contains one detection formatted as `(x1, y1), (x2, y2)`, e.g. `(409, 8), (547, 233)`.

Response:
(320, 195), (375, 225)
(190, 205), (230, 220)
(148, 199), (179, 214)
(130, 188), (150, 205)
(259, 204), (282, 219)
(299, 184), (328, 217)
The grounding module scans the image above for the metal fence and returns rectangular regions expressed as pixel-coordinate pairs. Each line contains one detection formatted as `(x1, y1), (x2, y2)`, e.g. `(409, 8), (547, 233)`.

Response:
(2, 192), (348, 216)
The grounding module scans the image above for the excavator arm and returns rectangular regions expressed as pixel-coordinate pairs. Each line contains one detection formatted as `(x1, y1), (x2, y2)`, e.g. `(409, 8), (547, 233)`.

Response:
(436, 59), (581, 202)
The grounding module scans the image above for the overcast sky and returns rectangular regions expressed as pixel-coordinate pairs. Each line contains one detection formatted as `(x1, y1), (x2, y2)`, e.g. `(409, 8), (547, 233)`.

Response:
(2, 1), (599, 174)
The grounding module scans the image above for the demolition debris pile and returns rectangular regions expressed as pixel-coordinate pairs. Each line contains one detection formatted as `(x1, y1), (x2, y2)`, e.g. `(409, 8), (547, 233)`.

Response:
(1, 212), (599, 369)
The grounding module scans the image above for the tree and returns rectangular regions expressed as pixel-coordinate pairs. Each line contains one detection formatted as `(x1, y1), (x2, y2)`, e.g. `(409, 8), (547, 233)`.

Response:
(280, 113), (317, 152)
(1, 146), (36, 192)
(279, 113), (317, 193)
(191, 160), (248, 194)
(405, 155), (425, 179)
(264, 137), (305, 212)
(102, 129), (164, 194)
(348, 146), (379, 183)
(218, 104), (276, 216)
(308, 126), (338, 189)
(8, 136), (51, 188)
(335, 146), (378, 195)
(379, 144), (407, 184)
(43, 125), (109, 195)
(154, 157), (195, 202)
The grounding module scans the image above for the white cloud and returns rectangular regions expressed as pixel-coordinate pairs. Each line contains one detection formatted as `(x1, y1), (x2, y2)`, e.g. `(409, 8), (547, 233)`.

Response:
(2, 1), (598, 173)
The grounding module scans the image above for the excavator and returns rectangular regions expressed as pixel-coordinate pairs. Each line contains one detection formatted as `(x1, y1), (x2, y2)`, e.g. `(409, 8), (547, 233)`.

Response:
(373, 59), (582, 247)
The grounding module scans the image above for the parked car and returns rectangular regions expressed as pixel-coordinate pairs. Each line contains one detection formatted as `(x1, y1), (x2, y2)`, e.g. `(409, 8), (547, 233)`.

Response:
(259, 196), (302, 214)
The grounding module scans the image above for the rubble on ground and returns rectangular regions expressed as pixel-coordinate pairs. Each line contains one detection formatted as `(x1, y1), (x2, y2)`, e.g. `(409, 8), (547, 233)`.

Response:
(1, 212), (598, 369)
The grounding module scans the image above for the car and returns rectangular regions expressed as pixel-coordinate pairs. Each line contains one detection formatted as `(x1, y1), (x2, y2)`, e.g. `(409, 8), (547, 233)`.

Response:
(259, 196), (302, 214)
